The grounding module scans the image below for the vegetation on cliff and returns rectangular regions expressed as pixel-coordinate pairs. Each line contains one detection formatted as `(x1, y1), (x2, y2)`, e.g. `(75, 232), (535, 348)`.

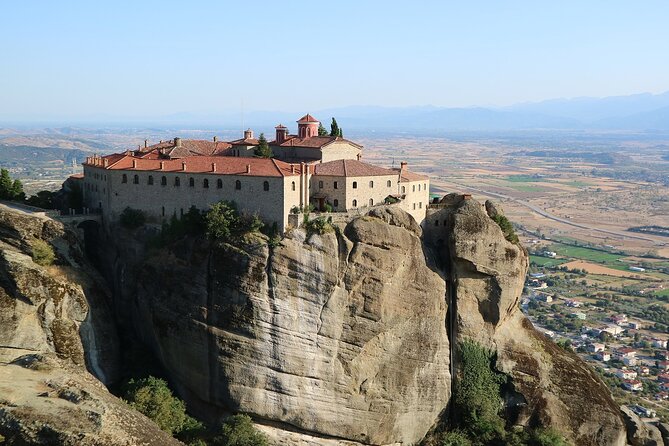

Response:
(491, 214), (519, 244)
(31, 239), (55, 266)
(0, 168), (24, 201)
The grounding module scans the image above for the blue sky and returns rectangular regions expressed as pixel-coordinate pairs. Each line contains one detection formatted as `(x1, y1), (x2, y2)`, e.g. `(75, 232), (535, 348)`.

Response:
(1, 1), (668, 121)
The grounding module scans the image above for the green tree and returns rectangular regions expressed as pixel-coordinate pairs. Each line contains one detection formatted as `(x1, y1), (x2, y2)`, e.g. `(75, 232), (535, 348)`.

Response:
(0, 168), (23, 200)
(329, 118), (340, 137)
(31, 239), (55, 266)
(123, 376), (190, 435)
(212, 414), (268, 446)
(26, 190), (57, 209)
(527, 428), (569, 446)
(490, 214), (519, 244)
(317, 123), (328, 136)
(441, 430), (473, 446)
(253, 133), (272, 158)
(206, 201), (240, 241)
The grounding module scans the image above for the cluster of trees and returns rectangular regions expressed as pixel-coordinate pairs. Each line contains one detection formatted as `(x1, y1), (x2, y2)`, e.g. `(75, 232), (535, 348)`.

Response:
(123, 376), (267, 446)
(254, 133), (272, 158)
(0, 168), (24, 201)
(435, 340), (569, 446)
(490, 214), (519, 244)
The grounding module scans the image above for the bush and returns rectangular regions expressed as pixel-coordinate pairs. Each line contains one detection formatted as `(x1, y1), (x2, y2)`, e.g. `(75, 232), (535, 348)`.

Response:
(454, 340), (507, 443)
(491, 214), (519, 244)
(123, 376), (190, 435)
(206, 201), (264, 242)
(212, 414), (268, 446)
(303, 216), (334, 235)
(527, 428), (569, 446)
(31, 239), (55, 266)
(120, 207), (146, 229)
(441, 430), (472, 446)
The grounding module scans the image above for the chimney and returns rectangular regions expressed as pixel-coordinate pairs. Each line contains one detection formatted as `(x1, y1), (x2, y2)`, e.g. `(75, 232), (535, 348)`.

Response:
(291, 164), (295, 174)
(144, 139), (148, 148)
(103, 159), (109, 167)
(182, 161), (186, 171)
(160, 161), (165, 170)
(275, 125), (287, 144)
(246, 164), (251, 174)
(244, 129), (253, 140)
(175, 137), (182, 147)
(211, 163), (216, 172)
(213, 136), (218, 142)
(132, 159), (137, 168)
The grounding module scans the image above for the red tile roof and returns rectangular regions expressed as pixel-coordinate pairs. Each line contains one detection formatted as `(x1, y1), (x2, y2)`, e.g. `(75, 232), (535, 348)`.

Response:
(85, 154), (302, 177)
(275, 124), (287, 129)
(297, 114), (319, 123)
(313, 159), (397, 177)
(392, 168), (429, 182)
(229, 137), (259, 146)
(270, 135), (363, 150)
(139, 139), (232, 158)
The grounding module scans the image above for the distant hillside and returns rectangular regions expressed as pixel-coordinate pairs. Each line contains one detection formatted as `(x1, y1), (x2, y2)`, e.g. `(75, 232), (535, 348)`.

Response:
(0, 145), (90, 166)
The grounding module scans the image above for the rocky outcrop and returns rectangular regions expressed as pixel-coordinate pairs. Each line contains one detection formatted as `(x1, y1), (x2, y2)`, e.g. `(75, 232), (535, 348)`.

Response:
(0, 353), (181, 446)
(119, 208), (450, 445)
(621, 406), (664, 446)
(0, 207), (172, 445)
(429, 196), (627, 446)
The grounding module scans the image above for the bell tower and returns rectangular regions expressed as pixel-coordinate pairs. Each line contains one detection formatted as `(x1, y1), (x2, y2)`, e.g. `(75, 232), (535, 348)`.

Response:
(296, 114), (319, 138)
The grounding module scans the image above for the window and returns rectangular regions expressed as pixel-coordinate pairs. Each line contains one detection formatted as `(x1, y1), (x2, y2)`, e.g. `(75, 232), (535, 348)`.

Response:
(369, 198), (374, 206)
(435, 220), (439, 226)
(235, 180), (241, 190)
(122, 174), (127, 183)
(162, 206), (165, 217)
(418, 184), (421, 191)
(180, 208), (183, 217)
(352, 181), (357, 189)
(217, 179), (223, 189)
(369, 181), (374, 188)
(334, 181), (338, 189)
(148, 175), (154, 185)
(333, 199), (339, 207)
(419, 202), (422, 208)
(291, 181), (296, 191)
(161, 176), (167, 186)
(174, 177), (180, 186)
(413, 203), (416, 210)
(189, 177), (195, 187)
(133, 174), (139, 184)
(401, 186), (406, 194)
(352, 199), (357, 207)
(203, 178), (209, 188)
(263, 181), (269, 191)
(387, 180), (392, 187)
(319, 180), (323, 189)
(424, 183), (427, 190)
(412, 185), (416, 192)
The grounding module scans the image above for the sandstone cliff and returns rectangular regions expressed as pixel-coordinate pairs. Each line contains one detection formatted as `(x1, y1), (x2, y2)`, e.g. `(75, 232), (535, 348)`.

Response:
(0, 207), (180, 445)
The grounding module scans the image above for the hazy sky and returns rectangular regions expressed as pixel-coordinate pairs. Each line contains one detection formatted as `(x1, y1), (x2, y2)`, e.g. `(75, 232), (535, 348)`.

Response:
(1, 1), (668, 120)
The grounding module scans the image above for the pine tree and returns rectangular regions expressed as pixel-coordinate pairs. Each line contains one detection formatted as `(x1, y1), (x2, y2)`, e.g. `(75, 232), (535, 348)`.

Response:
(0, 169), (13, 200)
(338, 128), (343, 138)
(317, 123), (328, 136)
(11, 179), (24, 200)
(253, 133), (273, 158)
(329, 118), (340, 137)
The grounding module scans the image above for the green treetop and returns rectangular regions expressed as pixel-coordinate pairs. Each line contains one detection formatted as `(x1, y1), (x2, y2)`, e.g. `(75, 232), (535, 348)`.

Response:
(254, 133), (273, 158)
(0, 168), (24, 201)
(329, 118), (343, 138)
(317, 122), (328, 136)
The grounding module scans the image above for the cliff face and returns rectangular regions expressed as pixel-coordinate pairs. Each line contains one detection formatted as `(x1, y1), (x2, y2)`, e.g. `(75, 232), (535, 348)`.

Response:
(431, 196), (627, 446)
(120, 208), (450, 445)
(0, 198), (630, 445)
(0, 207), (179, 446)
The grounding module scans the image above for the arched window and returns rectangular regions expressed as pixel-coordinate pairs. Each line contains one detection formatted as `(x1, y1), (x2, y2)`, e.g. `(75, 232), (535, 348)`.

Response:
(401, 186), (406, 194)
(263, 181), (269, 191)
(435, 220), (439, 226)
(369, 181), (374, 188)
(235, 180), (241, 190)
(352, 181), (357, 189)
(203, 178), (209, 188)
(174, 177), (180, 186)
(418, 184), (421, 191)
(217, 179), (223, 189)
(162, 206), (165, 217)
(122, 174), (127, 183)
(424, 183), (427, 190)
(419, 202), (422, 209)
(161, 176), (167, 186)
(369, 198), (374, 206)
(333, 199), (339, 208)
(148, 175), (154, 185)
(387, 180), (392, 187)
(412, 185), (416, 192)
(133, 174), (139, 184)
(352, 199), (357, 207)
(189, 177), (195, 187)
(291, 181), (296, 191)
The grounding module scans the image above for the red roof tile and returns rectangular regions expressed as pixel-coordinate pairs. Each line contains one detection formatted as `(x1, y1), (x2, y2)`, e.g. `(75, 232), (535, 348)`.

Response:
(86, 154), (302, 177)
(229, 138), (259, 146)
(297, 114), (319, 123)
(138, 139), (232, 158)
(313, 159), (397, 177)
(271, 135), (363, 150)
(392, 168), (429, 182)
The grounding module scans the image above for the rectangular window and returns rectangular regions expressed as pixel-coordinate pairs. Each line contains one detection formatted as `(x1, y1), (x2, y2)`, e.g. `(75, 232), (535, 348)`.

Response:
(413, 203), (416, 210)
(334, 181), (338, 189)
(419, 202), (422, 208)
(319, 180), (323, 189)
